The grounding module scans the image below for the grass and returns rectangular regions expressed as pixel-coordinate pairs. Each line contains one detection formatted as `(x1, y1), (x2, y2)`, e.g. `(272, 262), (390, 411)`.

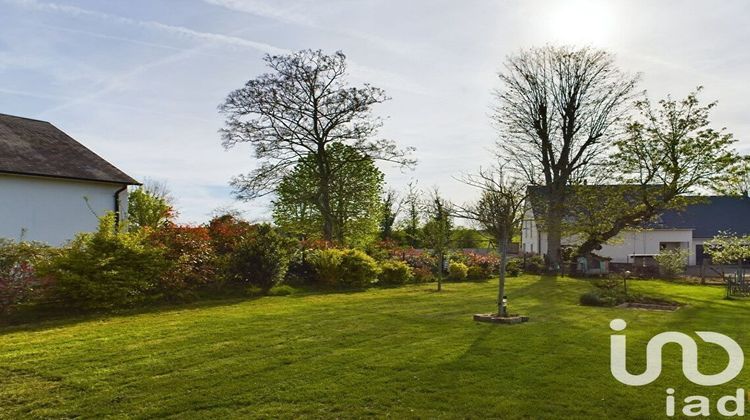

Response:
(1, 276), (749, 418)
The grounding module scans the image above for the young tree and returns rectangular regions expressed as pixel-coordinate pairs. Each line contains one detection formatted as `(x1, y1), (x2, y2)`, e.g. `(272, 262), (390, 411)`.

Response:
(705, 232), (750, 276)
(219, 49), (414, 241)
(379, 190), (402, 241)
(272, 143), (384, 247)
(457, 168), (526, 316)
(574, 88), (747, 257)
(423, 190), (452, 291)
(400, 182), (423, 248)
(127, 180), (174, 229)
(494, 46), (638, 271)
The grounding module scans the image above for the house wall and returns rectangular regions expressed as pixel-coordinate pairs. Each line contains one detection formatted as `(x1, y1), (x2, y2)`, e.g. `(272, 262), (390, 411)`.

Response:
(521, 207), (542, 254)
(521, 208), (697, 265)
(0, 174), (128, 246)
(590, 230), (695, 265)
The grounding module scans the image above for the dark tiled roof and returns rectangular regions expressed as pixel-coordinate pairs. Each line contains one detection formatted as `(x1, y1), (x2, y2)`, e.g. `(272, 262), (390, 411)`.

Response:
(0, 113), (138, 185)
(526, 185), (750, 238)
(656, 196), (750, 238)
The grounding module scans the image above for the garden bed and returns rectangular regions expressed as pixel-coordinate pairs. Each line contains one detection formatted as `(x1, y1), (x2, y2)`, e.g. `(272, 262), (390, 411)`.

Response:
(473, 313), (529, 324)
(616, 301), (681, 311)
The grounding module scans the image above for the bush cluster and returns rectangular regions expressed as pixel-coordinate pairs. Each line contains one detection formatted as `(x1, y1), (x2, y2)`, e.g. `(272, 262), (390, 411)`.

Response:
(377, 260), (413, 285)
(42, 214), (168, 310)
(448, 262), (468, 281)
(579, 279), (627, 307)
(307, 248), (380, 288)
(0, 213), (303, 316)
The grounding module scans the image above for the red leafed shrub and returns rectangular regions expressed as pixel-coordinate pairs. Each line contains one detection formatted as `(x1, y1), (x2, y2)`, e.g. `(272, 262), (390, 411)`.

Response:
(207, 214), (254, 255)
(388, 248), (436, 282)
(395, 248), (437, 270)
(453, 251), (500, 280)
(148, 223), (218, 300)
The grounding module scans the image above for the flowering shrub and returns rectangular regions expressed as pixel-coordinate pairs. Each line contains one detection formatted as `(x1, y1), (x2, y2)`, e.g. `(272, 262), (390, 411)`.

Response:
(453, 251), (499, 280)
(148, 224), (218, 300)
(0, 240), (55, 315)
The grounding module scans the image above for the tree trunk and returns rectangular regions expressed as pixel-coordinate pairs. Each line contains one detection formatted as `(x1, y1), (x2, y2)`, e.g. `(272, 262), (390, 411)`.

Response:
(437, 253), (443, 291)
(546, 211), (562, 273)
(498, 233), (508, 317)
(317, 153), (335, 242)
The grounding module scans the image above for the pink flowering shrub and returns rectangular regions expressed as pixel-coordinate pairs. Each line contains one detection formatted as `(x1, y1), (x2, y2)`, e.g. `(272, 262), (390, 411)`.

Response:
(0, 240), (55, 315)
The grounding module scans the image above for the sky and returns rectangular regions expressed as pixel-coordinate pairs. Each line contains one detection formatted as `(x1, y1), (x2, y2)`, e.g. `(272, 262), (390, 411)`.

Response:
(1, 0), (749, 224)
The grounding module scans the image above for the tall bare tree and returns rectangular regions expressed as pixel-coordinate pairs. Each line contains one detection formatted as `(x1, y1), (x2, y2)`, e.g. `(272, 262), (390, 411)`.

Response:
(219, 49), (414, 241)
(457, 168), (526, 316)
(494, 46), (638, 271)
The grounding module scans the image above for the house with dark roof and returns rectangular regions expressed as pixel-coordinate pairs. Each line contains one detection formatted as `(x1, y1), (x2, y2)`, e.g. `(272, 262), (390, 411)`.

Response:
(0, 113), (139, 245)
(521, 185), (750, 266)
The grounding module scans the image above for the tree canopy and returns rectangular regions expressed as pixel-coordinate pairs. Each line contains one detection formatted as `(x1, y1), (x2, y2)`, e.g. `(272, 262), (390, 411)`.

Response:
(219, 49), (413, 241)
(272, 143), (384, 247)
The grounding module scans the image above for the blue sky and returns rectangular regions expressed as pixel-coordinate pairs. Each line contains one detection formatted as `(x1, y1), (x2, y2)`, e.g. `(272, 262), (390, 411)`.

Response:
(1, 0), (749, 223)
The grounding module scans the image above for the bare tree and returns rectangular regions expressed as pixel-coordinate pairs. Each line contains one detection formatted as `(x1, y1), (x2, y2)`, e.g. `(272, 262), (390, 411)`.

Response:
(219, 49), (414, 241)
(494, 46), (638, 271)
(457, 168), (526, 316)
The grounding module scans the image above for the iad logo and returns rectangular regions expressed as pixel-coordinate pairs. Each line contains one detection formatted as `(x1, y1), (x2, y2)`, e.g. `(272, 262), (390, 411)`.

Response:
(610, 318), (744, 386)
(609, 319), (746, 417)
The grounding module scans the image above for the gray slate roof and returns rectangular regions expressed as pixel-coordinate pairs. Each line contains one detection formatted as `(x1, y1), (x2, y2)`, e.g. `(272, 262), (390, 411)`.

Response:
(657, 196), (750, 238)
(526, 185), (750, 239)
(0, 113), (138, 185)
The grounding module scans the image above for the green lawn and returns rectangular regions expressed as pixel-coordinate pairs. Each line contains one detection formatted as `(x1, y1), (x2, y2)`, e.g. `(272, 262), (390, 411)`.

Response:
(2, 276), (749, 418)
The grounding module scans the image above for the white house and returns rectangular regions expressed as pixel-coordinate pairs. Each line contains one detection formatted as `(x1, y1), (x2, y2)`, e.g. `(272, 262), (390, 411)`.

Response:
(0, 113), (139, 245)
(521, 186), (750, 267)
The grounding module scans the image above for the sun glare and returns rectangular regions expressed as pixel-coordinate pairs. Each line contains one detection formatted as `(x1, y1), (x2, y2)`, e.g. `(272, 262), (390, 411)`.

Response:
(544, 0), (617, 46)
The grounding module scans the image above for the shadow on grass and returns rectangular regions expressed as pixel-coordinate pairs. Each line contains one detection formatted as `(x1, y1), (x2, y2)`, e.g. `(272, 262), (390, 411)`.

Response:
(0, 284), (393, 335)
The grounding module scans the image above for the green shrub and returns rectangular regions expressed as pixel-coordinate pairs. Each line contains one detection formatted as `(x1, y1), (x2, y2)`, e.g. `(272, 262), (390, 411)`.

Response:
(228, 224), (295, 292)
(579, 291), (606, 306)
(245, 285), (264, 296)
(466, 265), (486, 280)
(523, 254), (545, 274)
(268, 285), (296, 296)
(654, 249), (688, 279)
(448, 262), (468, 281)
(378, 260), (413, 285)
(339, 249), (380, 288)
(43, 213), (168, 310)
(308, 248), (379, 288)
(308, 248), (345, 286)
(506, 258), (522, 277)
(580, 279), (628, 307)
